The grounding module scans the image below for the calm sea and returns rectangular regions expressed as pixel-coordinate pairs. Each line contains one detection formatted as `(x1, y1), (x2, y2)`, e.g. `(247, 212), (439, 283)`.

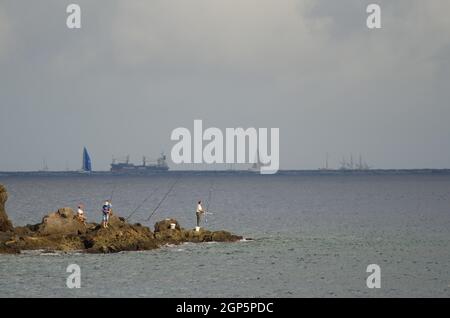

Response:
(0, 173), (449, 297)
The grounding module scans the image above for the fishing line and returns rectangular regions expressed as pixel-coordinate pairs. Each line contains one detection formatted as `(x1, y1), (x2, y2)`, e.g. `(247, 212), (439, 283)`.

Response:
(145, 176), (180, 222)
(205, 176), (215, 223)
(109, 182), (117, 202)
(125, 177), (168, 221)
(125, 185), (159, 221)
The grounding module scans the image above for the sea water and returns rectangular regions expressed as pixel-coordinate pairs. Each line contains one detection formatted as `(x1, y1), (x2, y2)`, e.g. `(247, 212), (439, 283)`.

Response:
(0, 173), (449, 297)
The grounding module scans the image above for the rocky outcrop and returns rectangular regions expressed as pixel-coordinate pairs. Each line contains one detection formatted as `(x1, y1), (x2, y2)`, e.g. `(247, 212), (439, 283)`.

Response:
(0, 184), (243, 254)
(154, 218), (181, 232)
(183, 228), (243, 243)
(83, 215), (159, 253)
(154, 219), (242, 244)
(37, 208), (87, 236)
(154, 218), (185, 242)
(0, 184), (14, 232)
(0, 231), (18, 254)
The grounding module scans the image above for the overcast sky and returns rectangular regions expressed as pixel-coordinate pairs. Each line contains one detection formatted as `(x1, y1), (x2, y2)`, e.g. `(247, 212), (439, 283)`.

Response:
(1, 0), (449, 171)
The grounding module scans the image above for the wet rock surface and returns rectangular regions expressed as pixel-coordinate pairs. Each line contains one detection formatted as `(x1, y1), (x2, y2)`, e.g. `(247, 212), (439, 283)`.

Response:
(0, 184), (243, 254)
(153, 219), (242, 244)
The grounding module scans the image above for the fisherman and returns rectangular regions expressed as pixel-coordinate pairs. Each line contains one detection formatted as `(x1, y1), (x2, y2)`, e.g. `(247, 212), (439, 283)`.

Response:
(102, 200), (112, 228)
(77, 204), (86, 225)
(196, 200), (204, 227)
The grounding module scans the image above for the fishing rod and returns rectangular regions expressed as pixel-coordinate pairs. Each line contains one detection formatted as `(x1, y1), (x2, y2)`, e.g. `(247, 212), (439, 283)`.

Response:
(125, 186), (158, 221)
(145, 176), (180, 222)
(205, 177), (215, 224)
(109, 182), (117, 202)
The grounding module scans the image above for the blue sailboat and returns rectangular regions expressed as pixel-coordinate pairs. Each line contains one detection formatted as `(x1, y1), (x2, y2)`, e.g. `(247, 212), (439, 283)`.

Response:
(82, 147), (92, 172)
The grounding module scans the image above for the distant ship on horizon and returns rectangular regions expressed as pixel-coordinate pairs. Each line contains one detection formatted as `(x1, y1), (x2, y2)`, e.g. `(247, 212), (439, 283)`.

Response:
(319, 152), (330, 171)
(110, 153), (169, 174)
(316, 153), (372, 172)
(339, 154), (371, 171)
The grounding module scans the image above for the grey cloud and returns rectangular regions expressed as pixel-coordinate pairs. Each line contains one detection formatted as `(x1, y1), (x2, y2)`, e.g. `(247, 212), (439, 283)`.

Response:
(0, 0), (449, 171)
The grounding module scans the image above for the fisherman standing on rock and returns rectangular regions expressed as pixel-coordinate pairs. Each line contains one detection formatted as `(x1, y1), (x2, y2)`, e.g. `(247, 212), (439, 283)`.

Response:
(196, 200), (204, 228)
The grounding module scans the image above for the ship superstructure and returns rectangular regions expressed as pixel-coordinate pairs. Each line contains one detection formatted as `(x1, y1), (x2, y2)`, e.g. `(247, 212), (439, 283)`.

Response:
(110, 153), (169, 173)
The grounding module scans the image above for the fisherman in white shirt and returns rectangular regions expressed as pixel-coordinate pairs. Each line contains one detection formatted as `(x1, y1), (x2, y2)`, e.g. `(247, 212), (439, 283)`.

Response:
(196, 200), (204, 227)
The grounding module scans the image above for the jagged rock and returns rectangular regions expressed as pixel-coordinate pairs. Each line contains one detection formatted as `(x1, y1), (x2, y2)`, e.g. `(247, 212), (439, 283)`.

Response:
(0, 184), (14, 232)
(0, 231), (19, 254)
(154, 218), (181, 232)
(11, 234), (85, 252)
(183, 228), (242, 243)
(212, 230), (242, 242)
(83, 215), (158, 253)
(36, 208), (87, 236)
(153, 218), (184, 242)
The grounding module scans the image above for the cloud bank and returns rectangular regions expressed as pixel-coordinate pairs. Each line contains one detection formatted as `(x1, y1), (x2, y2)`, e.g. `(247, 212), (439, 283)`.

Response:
(0, 0), (449, 170)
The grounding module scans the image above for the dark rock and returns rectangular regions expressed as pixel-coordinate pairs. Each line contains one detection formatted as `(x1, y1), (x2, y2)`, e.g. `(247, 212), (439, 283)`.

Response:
(153, 218), (185, 243)
(154, 218), (181, 232)
(212, 230), (242, 242)
(0, 231), (19, 254)
(183, 228), (242, 243)
(83, 215), (158, 253)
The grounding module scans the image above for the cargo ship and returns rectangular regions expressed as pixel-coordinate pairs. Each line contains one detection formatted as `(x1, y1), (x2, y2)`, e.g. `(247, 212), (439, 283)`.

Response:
(110, 153), (169, 174)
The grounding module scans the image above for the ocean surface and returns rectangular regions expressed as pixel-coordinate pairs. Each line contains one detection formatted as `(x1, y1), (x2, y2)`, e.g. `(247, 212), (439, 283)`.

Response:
(0, 173), (449, 297)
